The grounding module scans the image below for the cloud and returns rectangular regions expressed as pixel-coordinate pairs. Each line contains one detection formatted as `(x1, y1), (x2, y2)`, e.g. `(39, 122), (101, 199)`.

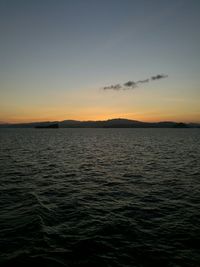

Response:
(137, 78), (150, 84)
(103, 84), (122, 90)
(124, 81), (137, 88)
(151, 74), (168, 80)
(103, 74), (168, 91)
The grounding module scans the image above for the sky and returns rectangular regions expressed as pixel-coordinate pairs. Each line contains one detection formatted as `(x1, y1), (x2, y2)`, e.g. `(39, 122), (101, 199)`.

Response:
(0, 0), (200, 123)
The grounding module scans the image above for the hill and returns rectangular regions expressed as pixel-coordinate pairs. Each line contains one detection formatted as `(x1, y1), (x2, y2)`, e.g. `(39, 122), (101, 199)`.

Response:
(0, 118), (199, 128)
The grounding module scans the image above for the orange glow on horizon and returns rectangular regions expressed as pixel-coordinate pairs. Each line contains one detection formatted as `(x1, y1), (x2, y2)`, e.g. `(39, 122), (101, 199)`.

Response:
(2, 112), (200, 124)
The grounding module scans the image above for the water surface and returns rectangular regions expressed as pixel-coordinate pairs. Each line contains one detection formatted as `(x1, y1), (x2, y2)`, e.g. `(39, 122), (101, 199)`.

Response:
(0, 128), (200, 266)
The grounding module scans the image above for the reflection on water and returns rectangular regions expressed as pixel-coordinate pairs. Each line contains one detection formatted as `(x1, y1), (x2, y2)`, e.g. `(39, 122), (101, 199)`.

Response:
(0, 128), (200, 266)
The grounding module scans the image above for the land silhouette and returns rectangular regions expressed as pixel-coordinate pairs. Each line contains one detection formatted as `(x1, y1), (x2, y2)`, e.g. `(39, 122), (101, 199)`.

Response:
(0, 118), (199, 128)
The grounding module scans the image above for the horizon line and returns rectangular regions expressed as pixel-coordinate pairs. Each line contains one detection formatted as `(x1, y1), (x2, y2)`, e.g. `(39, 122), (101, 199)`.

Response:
(1, 117), (200, 125)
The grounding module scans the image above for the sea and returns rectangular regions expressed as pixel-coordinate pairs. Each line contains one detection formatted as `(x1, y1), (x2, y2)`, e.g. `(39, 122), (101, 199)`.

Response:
(0, 128), (200, 267)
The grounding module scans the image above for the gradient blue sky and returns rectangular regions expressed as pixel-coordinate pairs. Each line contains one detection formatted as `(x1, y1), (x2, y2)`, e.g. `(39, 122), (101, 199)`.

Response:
(0, 0), (200, 122)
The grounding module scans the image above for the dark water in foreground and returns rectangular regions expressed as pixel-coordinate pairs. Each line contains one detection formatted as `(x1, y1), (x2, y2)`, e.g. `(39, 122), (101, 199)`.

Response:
(0, 128), (200, 267)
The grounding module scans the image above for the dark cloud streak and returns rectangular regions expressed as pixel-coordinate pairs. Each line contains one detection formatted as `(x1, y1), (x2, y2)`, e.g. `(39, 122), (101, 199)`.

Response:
(103, 74), (168, 90)
(151, 74), (168, 80)
(137, 78), (149, 84)
(124, 81), (137, 88)
(103, 84), (122, 90)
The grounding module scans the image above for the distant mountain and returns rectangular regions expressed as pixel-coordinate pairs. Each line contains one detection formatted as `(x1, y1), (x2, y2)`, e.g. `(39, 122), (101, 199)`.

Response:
(35, 123), (59, 129)
(0, 118), (199, 128)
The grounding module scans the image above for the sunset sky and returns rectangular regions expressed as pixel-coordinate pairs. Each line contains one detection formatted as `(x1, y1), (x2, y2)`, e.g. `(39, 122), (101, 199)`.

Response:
(0, 0), (200, 123)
